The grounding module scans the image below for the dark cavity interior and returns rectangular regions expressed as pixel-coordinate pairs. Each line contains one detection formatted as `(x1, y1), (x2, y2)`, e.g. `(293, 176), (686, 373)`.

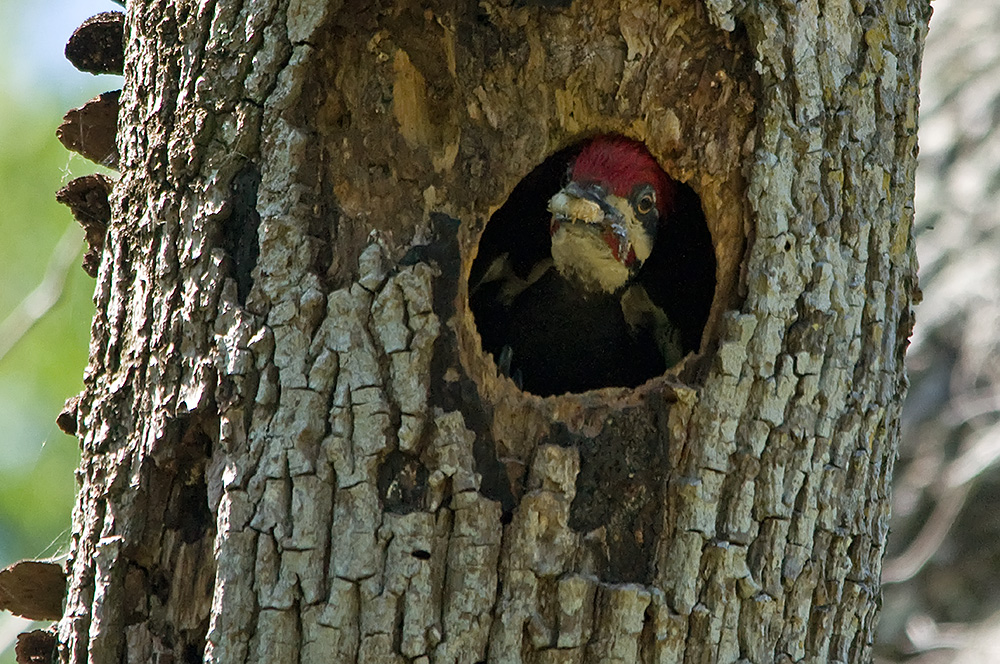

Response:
(469, 140), (716, 396)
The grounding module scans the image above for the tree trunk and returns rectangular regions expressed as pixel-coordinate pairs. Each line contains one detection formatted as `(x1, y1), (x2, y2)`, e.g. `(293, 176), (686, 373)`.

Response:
(51, 0), (927, 662)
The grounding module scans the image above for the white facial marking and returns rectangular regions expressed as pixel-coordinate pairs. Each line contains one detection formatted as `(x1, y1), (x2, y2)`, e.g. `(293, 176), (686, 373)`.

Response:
(550, 226), (631, 293)
(547, 185), (654, 293)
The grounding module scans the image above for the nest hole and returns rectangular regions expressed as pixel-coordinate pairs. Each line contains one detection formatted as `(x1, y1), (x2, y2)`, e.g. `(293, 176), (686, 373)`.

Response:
(469, 137), (716, 397)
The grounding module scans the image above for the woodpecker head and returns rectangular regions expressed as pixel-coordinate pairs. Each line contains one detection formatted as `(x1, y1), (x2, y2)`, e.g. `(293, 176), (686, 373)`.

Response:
(548, 136), (676, 294)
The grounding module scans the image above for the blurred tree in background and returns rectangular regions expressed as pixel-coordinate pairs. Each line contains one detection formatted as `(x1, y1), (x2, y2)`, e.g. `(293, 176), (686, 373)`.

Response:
(0, 0), (118, 656)
(877, 0), (1000, 661)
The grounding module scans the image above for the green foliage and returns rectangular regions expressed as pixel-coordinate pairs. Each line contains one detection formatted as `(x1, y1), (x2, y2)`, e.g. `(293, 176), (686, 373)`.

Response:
(0, 0), (124, 658)
(0, 93), (97, 567)
(0, 87), (115, 662)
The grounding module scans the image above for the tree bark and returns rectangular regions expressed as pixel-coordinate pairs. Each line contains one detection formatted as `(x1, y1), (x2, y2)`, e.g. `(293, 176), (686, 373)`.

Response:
(54, 0), (928, 662)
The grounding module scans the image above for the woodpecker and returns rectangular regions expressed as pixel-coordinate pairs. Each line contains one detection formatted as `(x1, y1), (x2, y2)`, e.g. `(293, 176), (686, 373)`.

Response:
(471, 136), (712, 396)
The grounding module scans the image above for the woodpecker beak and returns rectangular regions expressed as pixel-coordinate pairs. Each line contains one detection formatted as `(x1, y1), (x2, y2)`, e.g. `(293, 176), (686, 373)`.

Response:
(548, 181), (639, 267)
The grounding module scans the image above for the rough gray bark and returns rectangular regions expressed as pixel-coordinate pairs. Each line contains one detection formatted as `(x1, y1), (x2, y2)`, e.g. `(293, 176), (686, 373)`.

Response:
(54, 0), (927, 663)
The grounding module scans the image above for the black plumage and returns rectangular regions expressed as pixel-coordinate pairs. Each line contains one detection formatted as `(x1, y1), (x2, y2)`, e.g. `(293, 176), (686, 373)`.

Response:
(490, 269), (665, 395)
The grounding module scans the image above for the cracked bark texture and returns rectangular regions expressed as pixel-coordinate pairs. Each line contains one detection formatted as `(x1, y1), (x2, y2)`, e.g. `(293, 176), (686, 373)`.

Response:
(57, 0), (927, 662)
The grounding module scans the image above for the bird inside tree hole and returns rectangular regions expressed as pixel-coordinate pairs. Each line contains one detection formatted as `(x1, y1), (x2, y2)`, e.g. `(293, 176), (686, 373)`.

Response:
(469, 136), (716, 397)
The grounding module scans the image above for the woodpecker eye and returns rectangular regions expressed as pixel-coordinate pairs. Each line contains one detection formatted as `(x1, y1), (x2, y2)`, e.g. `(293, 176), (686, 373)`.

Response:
(636, 192), (655, 215)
